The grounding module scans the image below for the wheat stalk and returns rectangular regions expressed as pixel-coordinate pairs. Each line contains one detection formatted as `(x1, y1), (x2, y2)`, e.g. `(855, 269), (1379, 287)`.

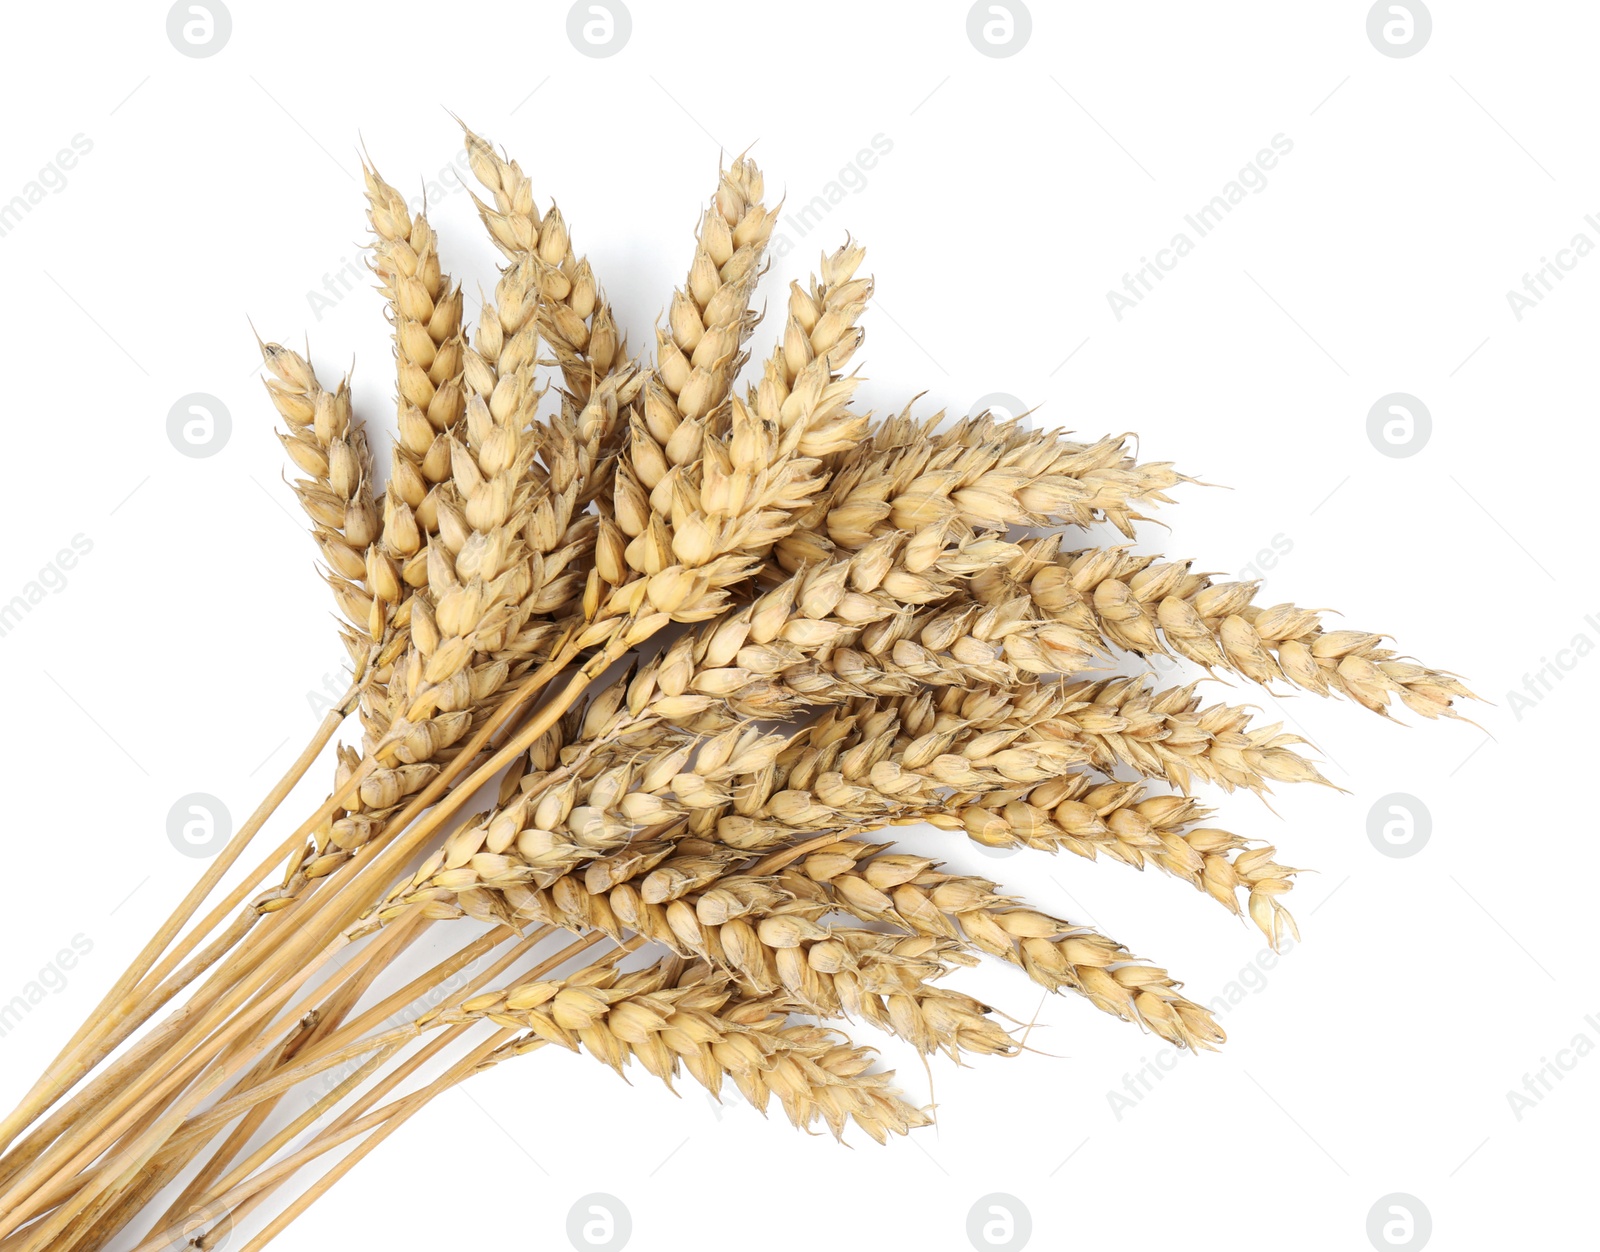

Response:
(0, 129), (1482, 1252)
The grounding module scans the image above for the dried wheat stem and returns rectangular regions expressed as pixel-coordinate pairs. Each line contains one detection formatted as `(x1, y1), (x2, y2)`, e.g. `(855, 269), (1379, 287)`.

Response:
(111, 1040), (404, 1252)
(182, 1027), (514, 1252)
(4, 1004), (311, 1246)
(0, 814), (395, 1210)
(181, 924), (557, 1143)
(127, 1005), (352, 1252)
(27, 866), (341, 1181)
(133, 930), (614, 1250)
(143, 631), (578, 1074)
(283, 925), (543, 1073)
(187, 954), (851, 1252)
(89, 650), (557, 1087)
(58, 934), (559, 1252)
(38, 1012), (325, 1252)
(140, 838), (595, 1184)
(0, 917), (412, 1247)
(236, 625), (582, 955)
(54, 818), (374, 1139)
(285, 651), (632, 963)
(105, 803), (500, 1150)
(0, 686), (367, 1159)
(121, 1049), (387, 1252)
(0, 908), (261, 1205)
(183, 1021), (476, 1252)
(132, 913), (432, 1241)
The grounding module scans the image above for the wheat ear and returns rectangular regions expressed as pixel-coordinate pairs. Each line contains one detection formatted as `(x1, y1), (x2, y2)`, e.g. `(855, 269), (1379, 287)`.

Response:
(461, 121), (627, 405)
(790, 840), (1226, 1051)
(816, 408), (1186, 544)
(1030, 545), (1476, 720)
(437, 955), (932, 1142)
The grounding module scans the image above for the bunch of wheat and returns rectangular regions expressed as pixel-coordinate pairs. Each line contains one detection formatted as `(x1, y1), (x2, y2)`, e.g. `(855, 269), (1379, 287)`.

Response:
(0, 123), (1474, 1252)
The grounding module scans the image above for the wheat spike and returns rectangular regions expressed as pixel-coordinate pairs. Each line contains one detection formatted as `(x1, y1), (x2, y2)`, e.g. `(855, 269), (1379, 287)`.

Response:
(1029, 545), (1475, 720)
(257, 342), (384, 645)
(441, 956), (932, 1142)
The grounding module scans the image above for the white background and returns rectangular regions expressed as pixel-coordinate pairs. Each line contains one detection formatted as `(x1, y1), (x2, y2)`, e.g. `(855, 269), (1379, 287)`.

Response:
(0, 3), (1594, 1250)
